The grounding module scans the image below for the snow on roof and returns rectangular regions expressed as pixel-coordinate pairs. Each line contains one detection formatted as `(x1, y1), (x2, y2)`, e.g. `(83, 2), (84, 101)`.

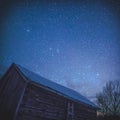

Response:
(14, 63), (98, 108)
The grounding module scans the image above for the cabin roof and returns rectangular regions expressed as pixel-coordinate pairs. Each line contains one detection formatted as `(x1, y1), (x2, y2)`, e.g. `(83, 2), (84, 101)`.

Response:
(13, 63), (98, 108)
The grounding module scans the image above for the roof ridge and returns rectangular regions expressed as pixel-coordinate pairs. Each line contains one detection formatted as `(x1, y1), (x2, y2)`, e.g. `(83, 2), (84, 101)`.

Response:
(13, 63), (98, 108)
(15, 64), (84, 95)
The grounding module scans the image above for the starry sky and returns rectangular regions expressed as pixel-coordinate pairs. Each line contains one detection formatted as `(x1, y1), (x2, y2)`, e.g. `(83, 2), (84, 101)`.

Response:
(0, 0), (120, 98)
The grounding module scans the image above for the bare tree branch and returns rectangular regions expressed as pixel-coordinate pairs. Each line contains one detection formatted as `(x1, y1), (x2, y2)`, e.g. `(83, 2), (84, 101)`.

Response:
(96, 80), (120, 116)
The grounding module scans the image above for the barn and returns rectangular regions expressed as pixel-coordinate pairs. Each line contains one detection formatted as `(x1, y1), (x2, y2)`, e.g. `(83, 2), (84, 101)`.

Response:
(0, 63), (98, 120)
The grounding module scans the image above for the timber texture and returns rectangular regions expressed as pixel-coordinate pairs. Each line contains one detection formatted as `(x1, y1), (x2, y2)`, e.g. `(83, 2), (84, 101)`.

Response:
(0, 63), (98, 120)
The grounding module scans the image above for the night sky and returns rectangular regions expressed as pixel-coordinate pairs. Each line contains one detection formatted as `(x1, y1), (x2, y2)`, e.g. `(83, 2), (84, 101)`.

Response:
(0, 0), (120, 98)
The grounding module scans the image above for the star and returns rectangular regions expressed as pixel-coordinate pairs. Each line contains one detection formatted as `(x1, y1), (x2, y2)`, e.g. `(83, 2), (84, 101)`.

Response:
(56, 48), (60, 54)
(26, 28), (30, 33)
(49, 47), (53, 51)
(96, 73), (100, 77)
(87, 65), (92, 69)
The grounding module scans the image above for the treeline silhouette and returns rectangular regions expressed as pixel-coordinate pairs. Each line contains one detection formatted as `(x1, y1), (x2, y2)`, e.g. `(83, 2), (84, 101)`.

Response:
(96, 79), (120, 120)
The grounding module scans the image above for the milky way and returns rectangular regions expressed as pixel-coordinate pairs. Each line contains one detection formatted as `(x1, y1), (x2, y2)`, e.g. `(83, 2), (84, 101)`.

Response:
(0, 0), (120, 98)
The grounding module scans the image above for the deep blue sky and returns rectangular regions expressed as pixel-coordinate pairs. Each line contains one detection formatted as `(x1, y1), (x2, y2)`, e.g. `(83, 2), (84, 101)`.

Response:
(0, 0), (120, 98)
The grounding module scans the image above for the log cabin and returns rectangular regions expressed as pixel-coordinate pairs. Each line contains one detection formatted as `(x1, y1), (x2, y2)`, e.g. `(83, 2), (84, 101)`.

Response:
(0, 63), (98, 120)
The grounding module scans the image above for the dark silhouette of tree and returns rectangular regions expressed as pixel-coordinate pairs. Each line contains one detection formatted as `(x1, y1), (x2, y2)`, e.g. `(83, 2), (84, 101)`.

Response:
(96, 80), (120, 116)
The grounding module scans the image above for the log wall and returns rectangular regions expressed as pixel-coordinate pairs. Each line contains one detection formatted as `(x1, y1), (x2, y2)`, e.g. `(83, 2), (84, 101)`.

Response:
(16, 83), (68, 120)
(16, 83), (97, 120)
(74, 102), (97, 120)
(0, 66), (27, 120)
